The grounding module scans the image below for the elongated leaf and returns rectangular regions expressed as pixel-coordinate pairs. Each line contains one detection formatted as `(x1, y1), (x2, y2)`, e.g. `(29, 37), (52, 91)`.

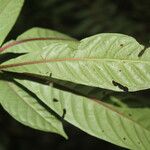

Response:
(1, 33), (150, 91)
(0, 76), (67, 138)
(0, 27), (78, 54)
(0, 0), (24, 46)
(11, 78), (150, 150)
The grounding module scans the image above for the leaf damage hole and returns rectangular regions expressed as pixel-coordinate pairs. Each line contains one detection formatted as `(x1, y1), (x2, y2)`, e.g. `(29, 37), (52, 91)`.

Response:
(53, 98), (59, 102)
(120, 44), (124, 47)
(112, 80), (128, 92)
(62, 108), (66, 119)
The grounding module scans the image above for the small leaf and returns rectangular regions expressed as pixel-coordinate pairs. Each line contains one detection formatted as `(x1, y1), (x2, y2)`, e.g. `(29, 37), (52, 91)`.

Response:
(0, 0), (24, 46)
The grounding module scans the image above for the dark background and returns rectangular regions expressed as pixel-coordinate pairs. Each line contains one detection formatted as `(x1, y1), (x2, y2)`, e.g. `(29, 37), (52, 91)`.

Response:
(0, 0), (150, 149)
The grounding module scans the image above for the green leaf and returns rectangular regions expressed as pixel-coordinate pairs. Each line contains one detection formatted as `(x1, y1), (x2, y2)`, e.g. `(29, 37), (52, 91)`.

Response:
(0, 27), (78, 54)
(11, 78), (150, 150)
(0, 76), (67, 138)
(1, 33), (149, 91)
(0, 0), (24, 46)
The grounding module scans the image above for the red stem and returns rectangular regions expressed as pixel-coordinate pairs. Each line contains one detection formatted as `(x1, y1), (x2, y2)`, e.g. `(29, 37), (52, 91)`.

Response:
(0, 37), (75, 53)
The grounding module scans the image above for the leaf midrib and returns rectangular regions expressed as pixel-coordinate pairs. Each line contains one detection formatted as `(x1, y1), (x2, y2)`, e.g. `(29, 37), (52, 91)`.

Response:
(0, 37), (78, 53)
(0, 57), (149, 70)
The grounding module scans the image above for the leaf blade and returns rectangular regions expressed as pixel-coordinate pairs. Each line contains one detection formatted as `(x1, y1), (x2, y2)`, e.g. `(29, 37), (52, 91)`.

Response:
(0, 0), (24, 46)
(1, 33), (150, 91)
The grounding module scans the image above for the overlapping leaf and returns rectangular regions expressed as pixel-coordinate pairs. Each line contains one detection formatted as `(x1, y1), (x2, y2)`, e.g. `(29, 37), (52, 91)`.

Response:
(1, 31), (150, 91)
(0, 0), (24, 46)
(0, 75), (67, 137)
(8, 78), (150, 150)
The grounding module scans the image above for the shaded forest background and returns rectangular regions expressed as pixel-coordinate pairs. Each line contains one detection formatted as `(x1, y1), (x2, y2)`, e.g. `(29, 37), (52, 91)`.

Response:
(0, 0), (150, 149)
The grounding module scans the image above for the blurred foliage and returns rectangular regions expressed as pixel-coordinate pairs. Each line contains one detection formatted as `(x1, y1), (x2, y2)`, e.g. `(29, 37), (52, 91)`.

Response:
(1, 0), (150, 149)
(9, 0), (150, 44)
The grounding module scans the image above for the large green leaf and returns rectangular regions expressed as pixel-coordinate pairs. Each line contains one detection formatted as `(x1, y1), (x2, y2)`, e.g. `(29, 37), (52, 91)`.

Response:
(0, 76), (67, 138)
(0, 0), (24, 46)
(1, 33), (149, 91)
(9, 78), (150, 150)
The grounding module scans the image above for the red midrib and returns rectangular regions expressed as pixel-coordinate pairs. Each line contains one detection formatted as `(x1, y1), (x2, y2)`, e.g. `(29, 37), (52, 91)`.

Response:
(0, 37), (76, 52)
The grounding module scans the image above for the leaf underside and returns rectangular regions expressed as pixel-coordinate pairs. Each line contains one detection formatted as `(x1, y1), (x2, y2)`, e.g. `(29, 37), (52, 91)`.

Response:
(0, 28), (150, 150)
(1, 30), (150, 92)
